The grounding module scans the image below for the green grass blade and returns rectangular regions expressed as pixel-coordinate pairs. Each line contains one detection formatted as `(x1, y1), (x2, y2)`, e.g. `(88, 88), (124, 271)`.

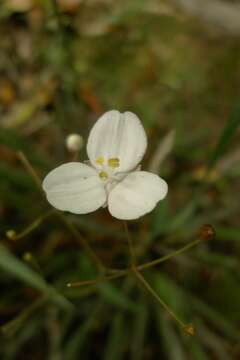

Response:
(209, 103), (240, 168)
(64, 302), (103, 359)
(130, 300), (148, 360)
(104, 312), (127, 360)
(0, 245), (73, 310)
(97, 283), (137, 312)
(156, 311), (186, 360)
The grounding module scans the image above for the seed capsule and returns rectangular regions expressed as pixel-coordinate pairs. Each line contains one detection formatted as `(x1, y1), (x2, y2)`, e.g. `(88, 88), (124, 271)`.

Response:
(199, 224), (216, 241)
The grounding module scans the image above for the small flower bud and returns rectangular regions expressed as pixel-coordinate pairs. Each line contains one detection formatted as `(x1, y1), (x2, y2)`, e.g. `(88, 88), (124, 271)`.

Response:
(199, 224), (216, 241)
(23, 252), (32, 261)
(66, 134), (83, 152)
(184, 324), (195, 336)
(6, 230), (16, 240)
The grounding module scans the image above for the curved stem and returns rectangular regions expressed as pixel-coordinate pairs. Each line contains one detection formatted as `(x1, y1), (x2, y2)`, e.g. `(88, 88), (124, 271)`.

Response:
(67, 270), (127, 288)
(138, 238), (202, 271)
(17, 151), (105, 272)
(68, 237), (202, 287)
(58, 212), (106, 272)
(132, 267), (194, 335)
(123, 221), (136, 266)
(7, 209), (55, 241)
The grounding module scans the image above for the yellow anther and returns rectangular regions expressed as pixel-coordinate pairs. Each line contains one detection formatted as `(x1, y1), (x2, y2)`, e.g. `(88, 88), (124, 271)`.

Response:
(108, 157), (120, 168)
(96, 156), (104, 165)
(99, 171), (108, 180)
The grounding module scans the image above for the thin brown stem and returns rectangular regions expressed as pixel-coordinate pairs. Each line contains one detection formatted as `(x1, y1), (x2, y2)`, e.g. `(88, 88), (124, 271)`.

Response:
(1, 295), (47, 335)
(123, 221), (136, 266)
(17, 151), (43, 192)
(68, 237), (202, 288)
(137, 238), (202, 271)
(132, 267), (194, 335)
(6, 209), (55, 241)
(67, 270), (128, 288)
(57, 212), (106, 272)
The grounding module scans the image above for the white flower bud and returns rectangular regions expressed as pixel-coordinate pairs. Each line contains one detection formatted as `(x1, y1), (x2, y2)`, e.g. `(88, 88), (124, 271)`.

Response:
(66, 134), (83, 152)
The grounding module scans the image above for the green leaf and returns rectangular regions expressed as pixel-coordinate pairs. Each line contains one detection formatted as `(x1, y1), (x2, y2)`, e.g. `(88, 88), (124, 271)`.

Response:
(209, 103), (240, 168)
(130, 300), (148, 360)
(153, 272), (189, 319)
(190, 294), (239, 342)
(169, 201), (197, 232)
(186, 338), (209, 360)
(97, 283), (136, 312)
(104, 313), (127, 360)
(1, 296), (46, 336)
(194, 250), (238, 270)
(156, 311), (186, 360)
(0, 129), (51, 168)
(151, 200), (171, 237)
(64, 302), (103, 359)
(217, 226), (240, 241)
(196, 319), (232, 360)
(0, 245), (73, 310)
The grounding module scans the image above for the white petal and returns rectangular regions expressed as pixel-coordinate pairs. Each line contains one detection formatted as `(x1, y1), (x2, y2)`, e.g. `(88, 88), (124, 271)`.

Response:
(42, 162), (106, 214)
(87, 110), (147, 172)
(108, 171), (168, 220)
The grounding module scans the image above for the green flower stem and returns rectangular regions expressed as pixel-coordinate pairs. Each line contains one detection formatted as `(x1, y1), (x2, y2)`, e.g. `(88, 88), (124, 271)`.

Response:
(7, 209), (55, 241)
(132, 267), (191, 333)
(67, 271), (127, 288)
(17, 151), (105, 272)
(68, 237), (202, 288)
(137, 238), (202, 272)
(57, 212), (106, 272)
(1, 295), (47, 336)
(123, 221), (136, 266)
(18, 151), (44, 192)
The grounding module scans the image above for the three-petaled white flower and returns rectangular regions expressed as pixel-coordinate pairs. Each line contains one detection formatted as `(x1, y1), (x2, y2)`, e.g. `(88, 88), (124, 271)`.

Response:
(42, 110), (168, 220)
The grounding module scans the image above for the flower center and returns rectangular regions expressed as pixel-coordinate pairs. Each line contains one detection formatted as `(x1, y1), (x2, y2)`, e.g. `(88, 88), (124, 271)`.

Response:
(96, 156), (120, 181)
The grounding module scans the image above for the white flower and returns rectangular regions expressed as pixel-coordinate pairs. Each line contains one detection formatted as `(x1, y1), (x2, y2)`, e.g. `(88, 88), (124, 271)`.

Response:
(42, 110), (168, 220)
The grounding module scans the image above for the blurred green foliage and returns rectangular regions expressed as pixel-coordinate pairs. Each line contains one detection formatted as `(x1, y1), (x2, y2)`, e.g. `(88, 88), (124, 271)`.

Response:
(0, 0), (240, 359)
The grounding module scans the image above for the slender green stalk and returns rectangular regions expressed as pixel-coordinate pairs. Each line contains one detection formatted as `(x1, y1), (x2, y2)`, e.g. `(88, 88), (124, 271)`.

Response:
(67, 271), (127, 288)
(23, 252), (42, 273)
(57, 212), (106, 272)
(123, 221), (136, 266)
(18, 151), (43, 191)
(68, 237), (202, 288)
(6, 209), (55, 241)
(1, 296), (47, 335)
(137, 238), (202, 271)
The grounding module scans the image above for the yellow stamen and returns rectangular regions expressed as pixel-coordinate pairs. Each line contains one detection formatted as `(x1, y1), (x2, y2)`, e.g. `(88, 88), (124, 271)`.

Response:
(108, 157), (120, 168)
(96, 156), (104, 165)
(99, 171), (108, 180)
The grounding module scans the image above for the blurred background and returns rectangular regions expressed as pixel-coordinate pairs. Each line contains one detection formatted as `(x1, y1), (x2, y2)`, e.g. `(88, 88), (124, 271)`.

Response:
(1, 0), (240, 359)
